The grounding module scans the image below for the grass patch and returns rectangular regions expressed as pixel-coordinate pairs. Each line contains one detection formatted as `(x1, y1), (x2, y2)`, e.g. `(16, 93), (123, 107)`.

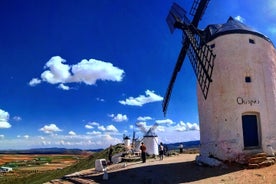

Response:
(0, 144), (125, 184)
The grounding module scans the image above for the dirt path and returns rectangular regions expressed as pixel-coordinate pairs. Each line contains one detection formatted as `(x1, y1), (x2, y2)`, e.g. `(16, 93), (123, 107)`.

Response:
(47, 154), (276, 184)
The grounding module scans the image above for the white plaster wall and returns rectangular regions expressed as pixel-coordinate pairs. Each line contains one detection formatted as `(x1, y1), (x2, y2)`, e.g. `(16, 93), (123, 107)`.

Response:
(124, 139), (131, 147)
(143, 136), (158, 155)
(197, 33), (276, 162)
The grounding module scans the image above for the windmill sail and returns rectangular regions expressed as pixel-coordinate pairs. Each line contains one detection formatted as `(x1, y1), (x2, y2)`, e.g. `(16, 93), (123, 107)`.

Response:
(163, 0), (213, 115)
(182, 25), (215, 99)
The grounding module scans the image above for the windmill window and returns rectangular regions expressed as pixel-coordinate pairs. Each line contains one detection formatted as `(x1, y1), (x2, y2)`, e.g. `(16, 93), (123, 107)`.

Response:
(249, 39), (255, 44)
(210, 44), (215, 48)
(245, 76), (251, 83)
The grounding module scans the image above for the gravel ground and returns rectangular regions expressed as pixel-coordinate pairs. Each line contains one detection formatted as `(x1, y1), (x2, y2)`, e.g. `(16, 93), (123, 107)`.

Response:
(47, 154), (276, 184)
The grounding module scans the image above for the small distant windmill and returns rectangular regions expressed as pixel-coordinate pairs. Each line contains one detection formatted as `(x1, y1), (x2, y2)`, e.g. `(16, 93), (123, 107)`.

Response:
(163, 0), (215, 115)
(136, 122), (159, 155)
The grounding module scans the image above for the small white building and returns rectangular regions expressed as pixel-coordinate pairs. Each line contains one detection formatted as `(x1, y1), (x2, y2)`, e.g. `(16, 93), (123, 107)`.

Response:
(197, 17), (276, 164)
(123, 136), (131, 147)
(95, 159), (107, 172)
(0, 166), (13, 172)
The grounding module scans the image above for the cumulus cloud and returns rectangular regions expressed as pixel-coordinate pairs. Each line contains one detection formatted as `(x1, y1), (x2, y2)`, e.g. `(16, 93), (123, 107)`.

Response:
(98, 125), (106, 131)
(119, 90), (163, 106)
(96, 124), (118, 132)
(58, 83), (70, 90)
(24, 135), (29, 139)
(155, 119), (174, 125)
(234, 15), (245, 23)
(28, 78), (41, 86)
(96, 97), (105, 102)
(89, 122), (100, 127)
(86, 131), (101, 135)
(0, 109), (11, 129)
(85, 125), (94, 129)
(85, 121), (100, 129)
(137, 116), (152, 121)
(41, 56), (71, 84)
(174, 121), (200, 132)
(0, 135), (4, 139)
(13, 116), (22, 121)
(109, 113), (128, 122)
(68, 131), (76, 136)
(156, 126), (165, 132)
(39, 123), (62, 134)
(106, 125), (118, 132)
(29, 56), (125, 89)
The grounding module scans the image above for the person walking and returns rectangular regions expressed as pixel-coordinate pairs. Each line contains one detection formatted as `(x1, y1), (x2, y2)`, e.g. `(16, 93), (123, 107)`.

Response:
(140, 142), (147, 163)
(108, 145), (113, 164)
(159, 142), (164, 160)
(179, 144), (183, 153)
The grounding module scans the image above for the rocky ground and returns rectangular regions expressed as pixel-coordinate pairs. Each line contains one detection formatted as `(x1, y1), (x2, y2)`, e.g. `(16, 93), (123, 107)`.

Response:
(46, 154), (276, 184)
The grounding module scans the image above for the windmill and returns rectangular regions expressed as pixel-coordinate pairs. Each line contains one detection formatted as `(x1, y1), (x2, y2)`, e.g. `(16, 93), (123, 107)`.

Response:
(163, 0), (215, 115)
(136, 122), (159, 155)
(164, 0), (276, 165)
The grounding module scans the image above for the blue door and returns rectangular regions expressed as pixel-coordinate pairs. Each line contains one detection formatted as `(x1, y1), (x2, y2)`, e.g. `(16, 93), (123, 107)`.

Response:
(242, 115), (259, 148)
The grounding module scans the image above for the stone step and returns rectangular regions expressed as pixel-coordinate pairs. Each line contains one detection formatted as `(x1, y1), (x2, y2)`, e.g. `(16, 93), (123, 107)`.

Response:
(248, 156), (267, 164)
(247, 152), (275, 169)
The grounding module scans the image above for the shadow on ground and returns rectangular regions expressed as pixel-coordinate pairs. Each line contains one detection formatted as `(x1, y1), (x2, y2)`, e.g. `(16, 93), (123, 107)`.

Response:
(73, 161), (243, 184)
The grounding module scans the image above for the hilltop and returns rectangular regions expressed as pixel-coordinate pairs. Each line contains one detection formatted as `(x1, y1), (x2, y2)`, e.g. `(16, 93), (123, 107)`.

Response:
(49, 153), (276, 184)
(2, 142), (275, 183)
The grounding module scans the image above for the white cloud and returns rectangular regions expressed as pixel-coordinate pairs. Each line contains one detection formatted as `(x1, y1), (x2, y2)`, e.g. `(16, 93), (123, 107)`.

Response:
(119, 90), (163, 106)
(0, 109), (11, 129)
(106, 125), (118, 132)
(13, 116), (22, 121)
(0, 135), (4, 139)
(58, 83), (70, 90)
(71, 58), (124, 84)
(234, 15), (245, 23)
(174, 121), (200, 132)
(156, 126), (165, 132)
(88, 122), (100, 127)
(186, 122), (200, 131)
(137, 116), (152, 121)
(39, 123), (62, 134)
(68, 131), (76, 136)
(29, 78), (41, 86)
(155, 119), (174, 125)
(96, 97), (105, 102)
(86, 131), (101, 135)
(85, 125), (94, 129)
(24, 135), (29, 139)
(30, 56), (125, 89)
(109, 113), (128, 122)
(98, 125), (106, 131)
(41, 56), (71, 84)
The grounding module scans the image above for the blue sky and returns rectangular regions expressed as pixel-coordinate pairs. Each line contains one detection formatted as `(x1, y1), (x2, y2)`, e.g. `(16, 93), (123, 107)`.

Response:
(0, 0), (276, 150)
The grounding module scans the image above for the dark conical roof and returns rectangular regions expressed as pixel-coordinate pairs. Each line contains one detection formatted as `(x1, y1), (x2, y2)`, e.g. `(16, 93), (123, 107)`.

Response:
(204, 17), (271, 43)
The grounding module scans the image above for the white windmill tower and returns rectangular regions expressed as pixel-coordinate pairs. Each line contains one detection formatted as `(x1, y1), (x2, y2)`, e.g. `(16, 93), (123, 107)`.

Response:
(164, 0), (276, 164)
(136, 122), (159, 155)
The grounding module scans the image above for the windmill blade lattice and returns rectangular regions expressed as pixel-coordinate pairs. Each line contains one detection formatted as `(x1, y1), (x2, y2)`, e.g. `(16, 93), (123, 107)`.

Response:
(163, 0), (214, 115)
(184, 26), (215, 99)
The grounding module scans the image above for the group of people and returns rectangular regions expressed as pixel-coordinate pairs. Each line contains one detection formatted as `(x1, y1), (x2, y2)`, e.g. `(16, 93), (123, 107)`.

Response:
(108, 142), (177, 164)
(140, 142), (166, 163)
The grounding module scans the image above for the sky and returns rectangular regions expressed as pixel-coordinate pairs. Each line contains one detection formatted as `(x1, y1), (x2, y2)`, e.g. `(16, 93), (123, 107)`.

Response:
(1, 0), (276, 150)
